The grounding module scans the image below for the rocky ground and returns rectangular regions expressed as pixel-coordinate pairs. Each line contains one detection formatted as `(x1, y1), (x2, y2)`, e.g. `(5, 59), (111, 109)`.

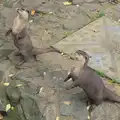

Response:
(0, 0), (120, 120)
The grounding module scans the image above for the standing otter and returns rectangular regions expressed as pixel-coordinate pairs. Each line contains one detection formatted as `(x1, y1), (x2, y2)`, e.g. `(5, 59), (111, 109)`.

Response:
(5, 8), (61, 65)
(64, 50), (120, 106)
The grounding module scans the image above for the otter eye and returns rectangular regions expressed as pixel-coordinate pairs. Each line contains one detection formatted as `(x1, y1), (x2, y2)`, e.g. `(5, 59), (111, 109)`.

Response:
(26, 10), (29, 13)
(21, 8), (25, 11)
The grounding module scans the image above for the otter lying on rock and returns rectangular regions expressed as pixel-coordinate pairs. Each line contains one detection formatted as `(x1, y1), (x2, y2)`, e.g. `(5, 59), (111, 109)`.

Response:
(5, 8), (61, 65)
(64, 50), (120, 107)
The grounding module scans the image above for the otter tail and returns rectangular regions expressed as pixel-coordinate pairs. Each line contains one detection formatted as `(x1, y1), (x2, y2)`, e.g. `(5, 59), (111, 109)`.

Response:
(32, 46), (61, 55)
(104, 87), (120, 103)
(5, 28), (12, 36)
(75, 50), (91, 67)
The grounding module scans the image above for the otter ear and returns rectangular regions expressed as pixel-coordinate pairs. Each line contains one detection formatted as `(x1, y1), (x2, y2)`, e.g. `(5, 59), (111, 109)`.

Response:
(26, 10), (30, 14)
(23, 8), (30, 13)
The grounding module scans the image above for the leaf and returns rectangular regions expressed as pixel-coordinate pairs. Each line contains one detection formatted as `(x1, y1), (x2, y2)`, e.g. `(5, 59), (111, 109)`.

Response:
(31, 10), (35, 15)
(63, 1), (72, 5)
(11, 106), (14, 110)
(6, 104), (11, 112)
(16, 84), (23, 87)
(87, 115), (91, 120)
(61, 53), (64, 55)
(9, 74), (14, 77)
(3, 83), (9, 86)
(98, 11), (105, 17)
(63, 101), (71, 105)
(56, 116), (59, 120)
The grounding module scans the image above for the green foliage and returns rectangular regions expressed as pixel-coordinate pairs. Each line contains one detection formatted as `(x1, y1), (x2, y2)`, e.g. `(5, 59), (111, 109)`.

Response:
(95, 70), (120, 84)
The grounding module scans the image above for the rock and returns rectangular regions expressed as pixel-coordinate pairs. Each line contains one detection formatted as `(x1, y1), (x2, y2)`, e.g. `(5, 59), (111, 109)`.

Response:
(91, 102), (120, 120)
(0, 85), (8, 103)
(6, 86), (21, 106)
(63, 14), (91, 30)
(99, 0), (107, 2)
(3, 0), (18, 8)
(0, 40), (4, 47)
(21, 0), (46, 7)
(20, 96), (45, 120)
(37, 2), (60, 13)
(59, 115), (76, 120)
(1, 7), (17, 26)
(43, 70), (68, 88)
(4, 79), (45, 120)
(0, 71), (4, 82)
(0, 49), (14, 60)
(72, 0), (84, 5)
(84, 0), (95, 3)
(80, 3), (103, 18)
(44, 103), (57, 120)
(60, 92), (88, 120)
(0, 42), (15, 51)
(44, 15), (59, 23)
(8, 51), (23, 65)
(0, 60), (13, 81)
(0, 100), (7, 116)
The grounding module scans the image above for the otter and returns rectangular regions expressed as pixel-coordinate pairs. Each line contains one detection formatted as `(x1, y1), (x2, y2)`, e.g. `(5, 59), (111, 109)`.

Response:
(5, 8), (61, 65)
(64, 50), (120, 107)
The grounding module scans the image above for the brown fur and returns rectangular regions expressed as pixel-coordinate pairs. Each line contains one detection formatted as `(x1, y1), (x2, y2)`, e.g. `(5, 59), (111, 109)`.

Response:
(64, 50), (120, 105)
(5, 8), (61, 64)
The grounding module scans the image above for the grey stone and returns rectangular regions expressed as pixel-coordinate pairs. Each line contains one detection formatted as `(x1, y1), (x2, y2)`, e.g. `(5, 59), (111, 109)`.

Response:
(20, 96), (45, 120)
(44, 15), (60, 23)
(21, 0), (46, 7)
(91, 102), (120, 120)
(84, 0), (95, 3)
(104, 7), (120, 21)
(0, 60), (12, 72)
(1, 7), (18, 27)
(0, 42), (15, 50)
(80, 3), (104, 18)
(0, 84), (8, 105)
(43, 70), (68, 88)
(60, 92), (88, 120)
(0, 40), (4, 46)
(72, 0), (84, 5)
(59, 115), (76, 120)
(44, 103), (57, 120)
(63, 14), (91, 30)
(36, 2), (60, 13)
(3, 0), (17, 8)
(0, 49), (14, 60)
(0, 71), (4, 82)
(99, 0), (107, 2)
(6, 86), (21, 106)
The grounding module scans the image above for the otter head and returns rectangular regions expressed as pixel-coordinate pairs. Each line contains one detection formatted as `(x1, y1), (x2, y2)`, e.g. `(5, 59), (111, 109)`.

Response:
(75, 50), (91, 65)
(16, 8), (30, 20)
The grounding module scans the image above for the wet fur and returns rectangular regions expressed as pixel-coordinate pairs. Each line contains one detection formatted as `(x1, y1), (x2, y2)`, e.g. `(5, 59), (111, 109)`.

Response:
(5, 8), (60, 65)
(64, 50), (120, 105)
